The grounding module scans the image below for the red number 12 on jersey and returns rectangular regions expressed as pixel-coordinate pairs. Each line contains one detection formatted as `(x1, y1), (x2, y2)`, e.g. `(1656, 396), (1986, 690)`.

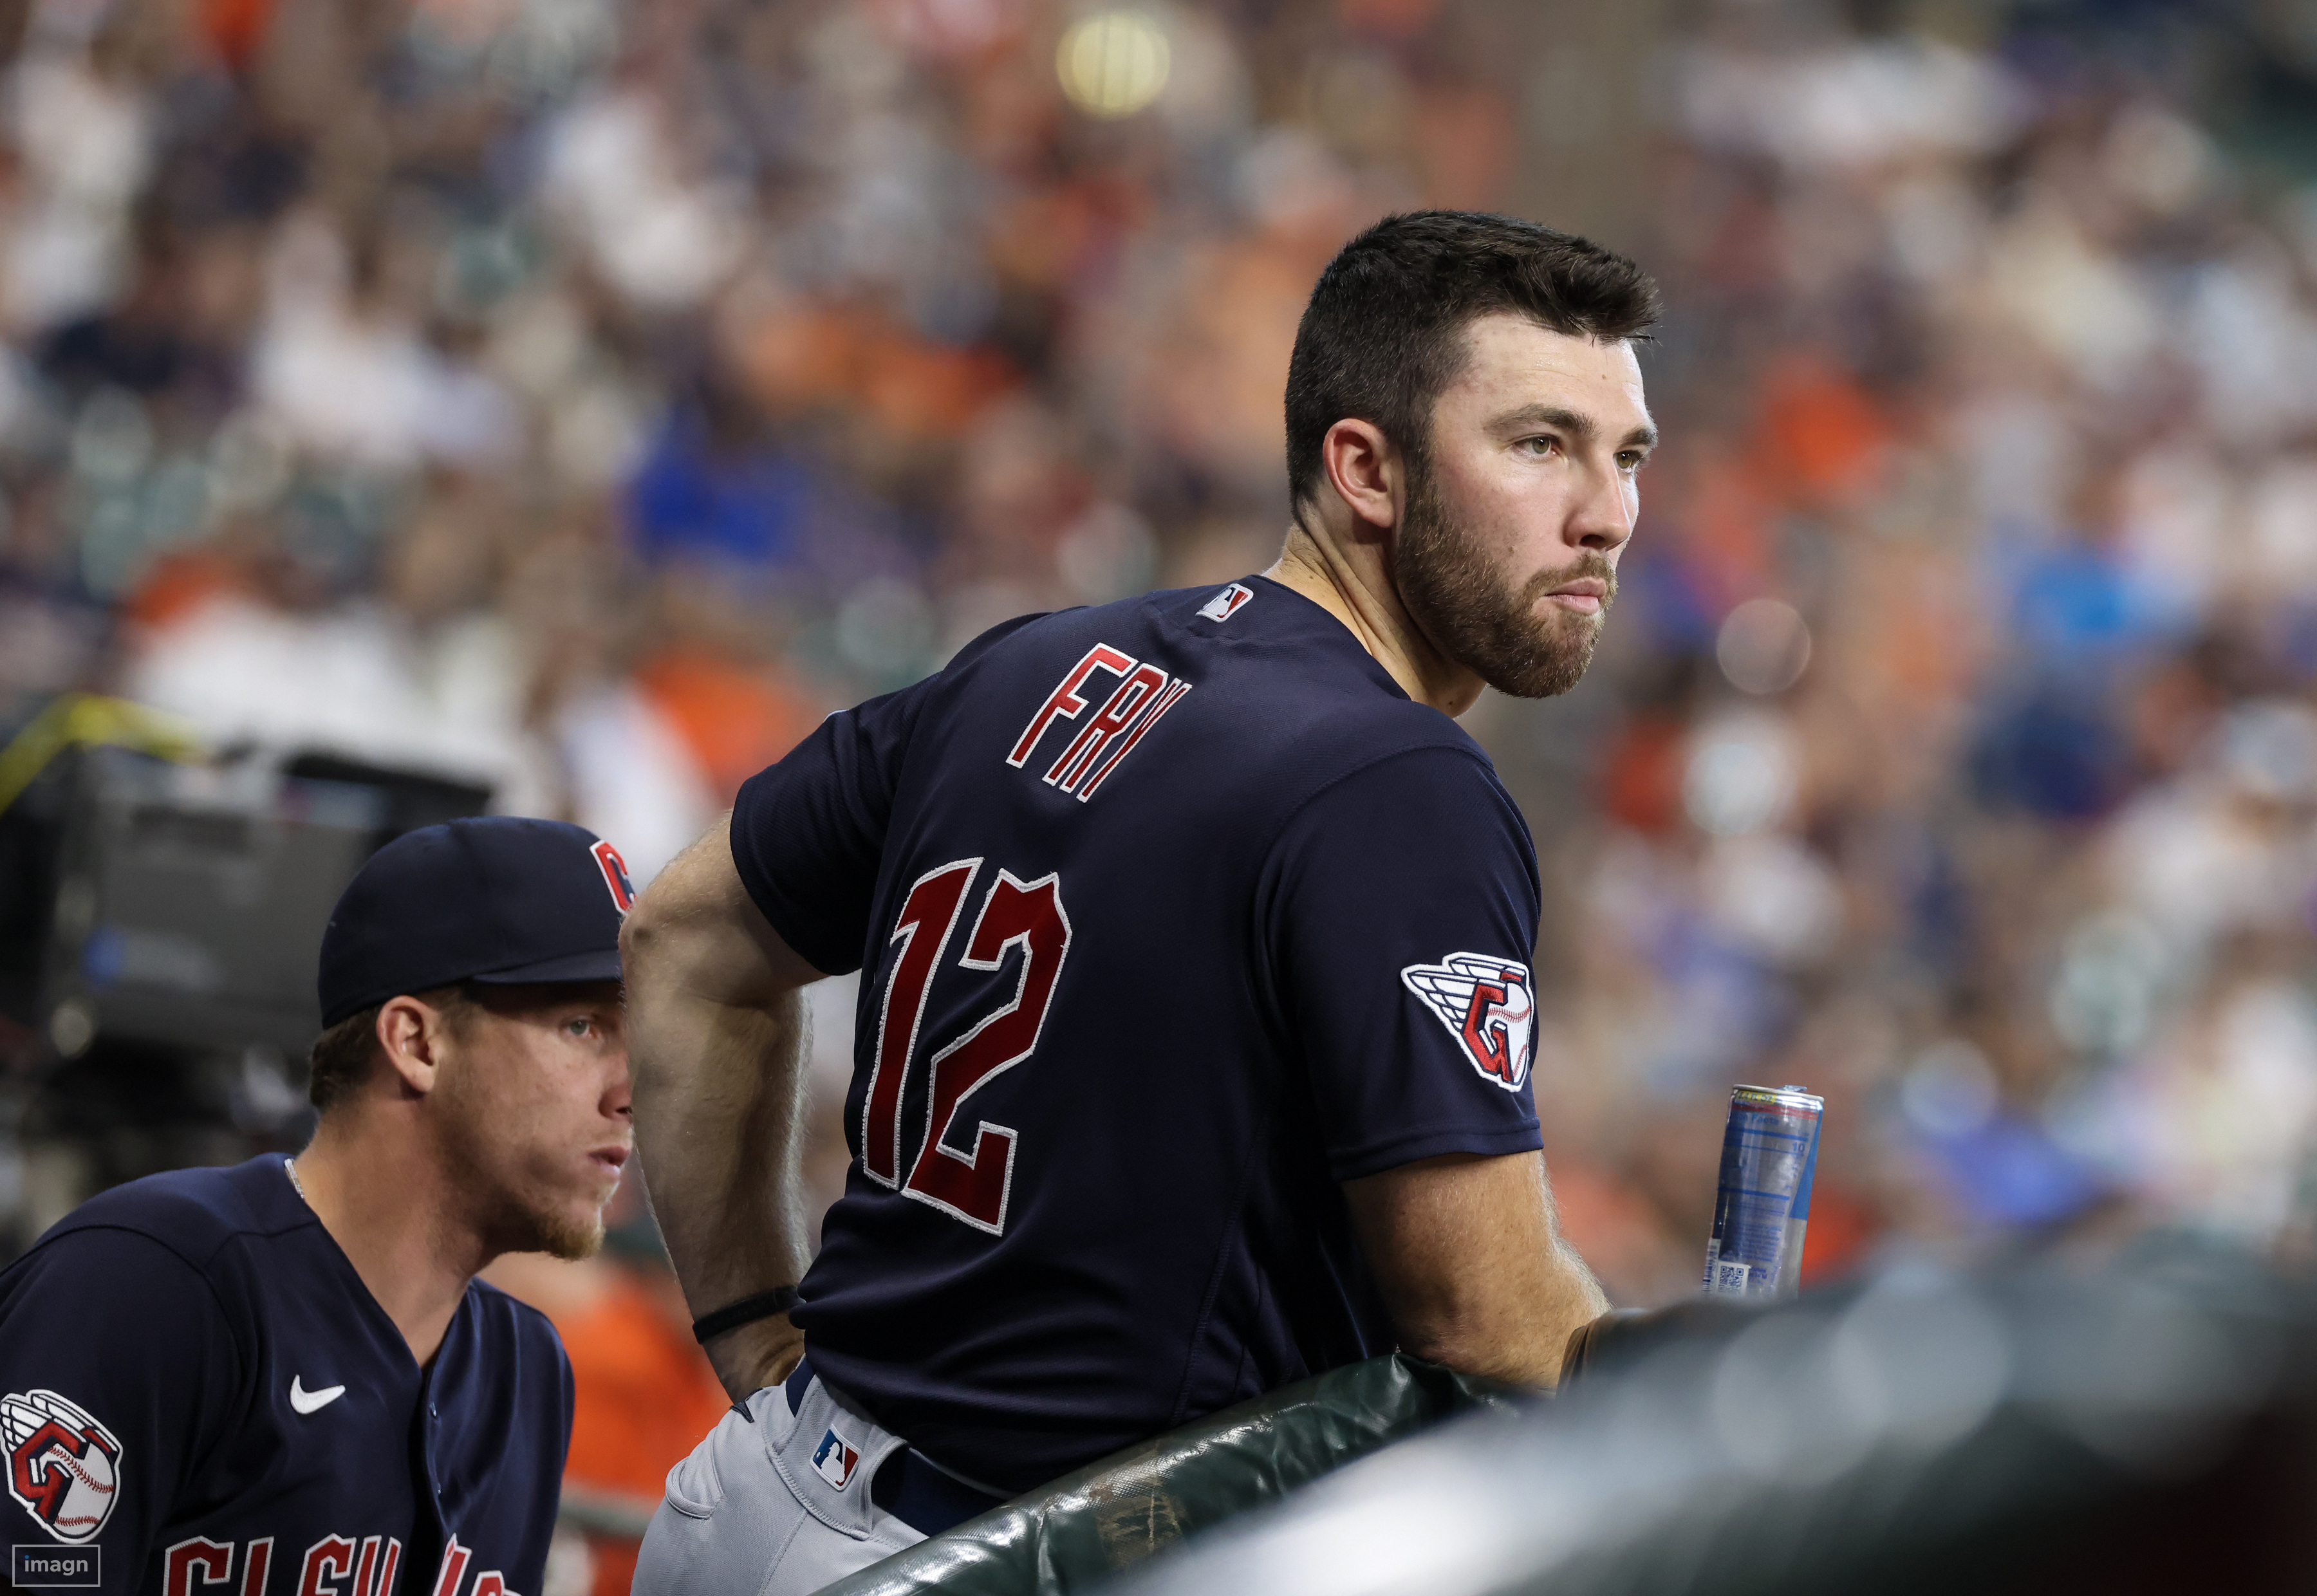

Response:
(861, 858), (1072, 1234)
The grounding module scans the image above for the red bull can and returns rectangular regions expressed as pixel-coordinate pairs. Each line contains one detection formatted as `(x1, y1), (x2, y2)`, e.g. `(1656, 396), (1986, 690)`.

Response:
(1702, 1084), (1824, 1299)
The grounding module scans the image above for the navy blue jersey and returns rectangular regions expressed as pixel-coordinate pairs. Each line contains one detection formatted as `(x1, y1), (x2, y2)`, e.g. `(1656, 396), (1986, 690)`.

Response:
(732, 576), (1543, 1491)
(0, 1156), (570, 1595)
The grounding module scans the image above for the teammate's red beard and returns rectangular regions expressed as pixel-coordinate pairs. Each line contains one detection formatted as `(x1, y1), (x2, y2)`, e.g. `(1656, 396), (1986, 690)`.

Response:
(1393, 452), (1617, 700)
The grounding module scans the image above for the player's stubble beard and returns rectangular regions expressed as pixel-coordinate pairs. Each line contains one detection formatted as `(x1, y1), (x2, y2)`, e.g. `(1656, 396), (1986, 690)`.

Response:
(434, 1052), (608, 1263)
(1393, 449), (1616, 700)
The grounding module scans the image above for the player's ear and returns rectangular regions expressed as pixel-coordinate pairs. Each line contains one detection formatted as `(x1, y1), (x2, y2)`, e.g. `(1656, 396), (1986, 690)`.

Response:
(375, 995), (446, 1097)
(1319, 418), (1400, 534)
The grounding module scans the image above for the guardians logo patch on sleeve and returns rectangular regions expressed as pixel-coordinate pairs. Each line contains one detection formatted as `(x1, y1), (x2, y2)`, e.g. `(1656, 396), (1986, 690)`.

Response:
(3, 1389), (121, 1543)
(1400, 954), (1536, 1092)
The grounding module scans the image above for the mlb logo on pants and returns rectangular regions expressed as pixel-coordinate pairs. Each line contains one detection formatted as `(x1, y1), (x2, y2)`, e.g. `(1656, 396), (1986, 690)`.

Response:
(812, 1427), (861, 1490)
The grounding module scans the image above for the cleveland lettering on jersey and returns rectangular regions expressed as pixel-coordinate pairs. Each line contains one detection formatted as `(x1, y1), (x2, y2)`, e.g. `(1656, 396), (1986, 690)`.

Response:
(425, 1536), (516, 1596)
(157, 1525), (516, 1596)
(160, 1535), (265, 1596)
(292, 1533), (401, 1596)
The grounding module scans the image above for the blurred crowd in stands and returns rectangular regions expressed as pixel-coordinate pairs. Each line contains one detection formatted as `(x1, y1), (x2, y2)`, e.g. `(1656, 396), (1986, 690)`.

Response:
(3, 0), (2316, 1578)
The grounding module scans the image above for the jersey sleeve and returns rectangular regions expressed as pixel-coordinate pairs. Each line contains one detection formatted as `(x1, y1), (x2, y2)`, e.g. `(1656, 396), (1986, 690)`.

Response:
(731, 615), (1045, 976)
(1260, 745), (1546, 1182)
(730, 683), (924, 976)
(0, 1227), (246, 1589)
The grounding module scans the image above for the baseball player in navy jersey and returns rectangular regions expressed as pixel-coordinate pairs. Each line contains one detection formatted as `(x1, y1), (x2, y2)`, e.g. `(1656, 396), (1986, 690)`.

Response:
(0, 817), (640, 1595)
(622, 210), (1662, 1591)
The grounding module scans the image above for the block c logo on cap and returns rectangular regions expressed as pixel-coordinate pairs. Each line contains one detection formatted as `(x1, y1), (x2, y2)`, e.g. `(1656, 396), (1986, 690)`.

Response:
(591, 841), (637, 916)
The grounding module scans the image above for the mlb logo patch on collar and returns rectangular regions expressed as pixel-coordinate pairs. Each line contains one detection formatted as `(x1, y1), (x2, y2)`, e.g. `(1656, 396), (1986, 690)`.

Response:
(811, 1426), (862, 1490)
(1197, 583), (1254, 623)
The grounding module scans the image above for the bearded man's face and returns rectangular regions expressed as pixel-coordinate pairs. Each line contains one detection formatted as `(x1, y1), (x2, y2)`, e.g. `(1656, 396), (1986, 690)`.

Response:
(1390, 314), (1654, 700)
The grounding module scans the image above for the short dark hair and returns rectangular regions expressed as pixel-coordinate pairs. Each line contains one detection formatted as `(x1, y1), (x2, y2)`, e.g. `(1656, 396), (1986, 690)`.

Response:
(306, 983), (474, 1113)
(1283, 211), (1661, 513)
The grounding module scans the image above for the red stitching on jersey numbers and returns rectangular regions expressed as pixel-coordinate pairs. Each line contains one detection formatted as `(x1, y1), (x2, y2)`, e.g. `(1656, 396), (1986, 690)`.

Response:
(864, 863), (1072, 1234)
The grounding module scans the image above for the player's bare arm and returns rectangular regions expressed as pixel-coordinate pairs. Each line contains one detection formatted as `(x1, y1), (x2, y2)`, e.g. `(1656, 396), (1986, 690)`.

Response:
(1346, 1151), (1608, 1387)
(624, 812), (822, 1399)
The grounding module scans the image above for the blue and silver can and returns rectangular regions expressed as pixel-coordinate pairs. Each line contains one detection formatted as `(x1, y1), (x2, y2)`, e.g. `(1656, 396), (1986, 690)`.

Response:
(1702, 1084), (1824, 1299)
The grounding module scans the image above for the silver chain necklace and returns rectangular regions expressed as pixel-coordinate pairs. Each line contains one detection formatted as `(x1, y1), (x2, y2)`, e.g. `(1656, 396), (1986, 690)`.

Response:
(284, 1156), (309, 1204)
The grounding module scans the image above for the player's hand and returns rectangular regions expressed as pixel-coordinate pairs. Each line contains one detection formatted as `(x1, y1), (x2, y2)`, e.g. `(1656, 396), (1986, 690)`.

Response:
(701, 1311), (805, 1403)
(1559, 1299), (1751, 1385)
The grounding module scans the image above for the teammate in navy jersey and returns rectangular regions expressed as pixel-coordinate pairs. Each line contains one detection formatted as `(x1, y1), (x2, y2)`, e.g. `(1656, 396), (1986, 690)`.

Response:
(624, 210), (1663, 1591)
(0, 818), (639, 1595)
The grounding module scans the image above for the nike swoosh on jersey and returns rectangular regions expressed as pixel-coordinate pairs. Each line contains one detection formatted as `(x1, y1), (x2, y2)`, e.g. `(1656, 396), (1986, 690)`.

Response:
(289, 1376), (346, 1414)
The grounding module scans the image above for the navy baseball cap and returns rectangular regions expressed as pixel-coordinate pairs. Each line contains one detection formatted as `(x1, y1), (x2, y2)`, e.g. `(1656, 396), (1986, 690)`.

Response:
(317, 817), (635, 1028)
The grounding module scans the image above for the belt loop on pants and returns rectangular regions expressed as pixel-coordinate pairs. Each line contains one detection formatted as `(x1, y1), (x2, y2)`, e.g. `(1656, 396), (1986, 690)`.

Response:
(784, 1355), (1009, 1537)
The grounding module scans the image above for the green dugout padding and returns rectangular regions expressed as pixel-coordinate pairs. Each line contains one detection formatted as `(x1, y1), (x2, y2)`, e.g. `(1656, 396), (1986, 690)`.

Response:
(819, 1354), (1525, 1596)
